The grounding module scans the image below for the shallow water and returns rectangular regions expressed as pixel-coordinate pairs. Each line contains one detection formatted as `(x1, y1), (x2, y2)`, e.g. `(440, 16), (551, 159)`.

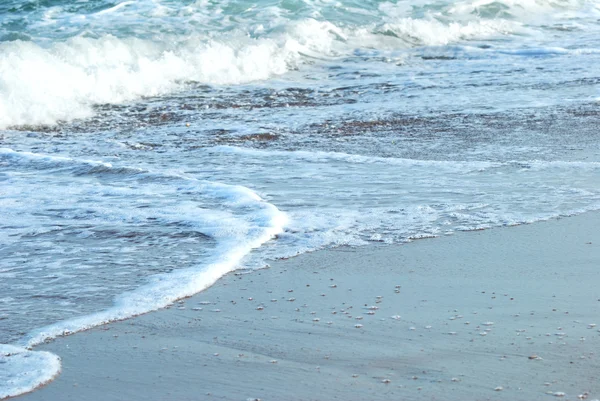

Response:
(2, 0), (600, 398)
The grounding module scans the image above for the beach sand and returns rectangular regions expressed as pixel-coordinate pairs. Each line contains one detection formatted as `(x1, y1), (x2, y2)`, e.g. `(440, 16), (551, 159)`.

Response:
(19, 212), (600, 401)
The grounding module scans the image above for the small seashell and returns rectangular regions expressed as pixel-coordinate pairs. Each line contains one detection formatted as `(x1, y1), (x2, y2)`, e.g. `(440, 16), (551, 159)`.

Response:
(409, 327), (416, 331)
(270, 360), (277, 363)
(451, 377), (460, 382)
(391, 315), (401, 320)
(554, 392), (566, 397)
(288, 298), (296, 302)
(256, 306), (264, 311)
(355, 316), (363, 320)
(494, 386), (503, 391)
(381, 379), (391, 384)
(352, 374), (358, 378)
(329, 284), (337, 288)
(355, 324), (363, 328)
(482, 322), (494, 326)
(313, 318), (320, 322)
(270, 299), (277, 302)
(588, 323), (597, 328)
(367, 311), (375, 315)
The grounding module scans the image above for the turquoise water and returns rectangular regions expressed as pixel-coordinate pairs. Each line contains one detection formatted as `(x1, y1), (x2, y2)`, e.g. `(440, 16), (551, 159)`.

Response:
(2, 0), (600, 397)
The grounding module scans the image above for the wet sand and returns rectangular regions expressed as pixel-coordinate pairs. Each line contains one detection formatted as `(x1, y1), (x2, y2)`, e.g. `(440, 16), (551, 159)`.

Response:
(19, 212), (600, 401)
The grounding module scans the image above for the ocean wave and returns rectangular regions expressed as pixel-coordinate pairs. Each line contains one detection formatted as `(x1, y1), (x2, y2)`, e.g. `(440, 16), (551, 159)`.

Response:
(2, 0), (597, 128)
(0, 148), (287, 398)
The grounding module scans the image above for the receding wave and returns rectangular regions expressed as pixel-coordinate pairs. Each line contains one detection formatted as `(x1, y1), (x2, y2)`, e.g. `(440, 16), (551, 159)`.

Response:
(0, 148), (287, 399)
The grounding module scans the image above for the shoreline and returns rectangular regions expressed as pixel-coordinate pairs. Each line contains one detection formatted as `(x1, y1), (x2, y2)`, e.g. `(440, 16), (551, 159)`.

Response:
(17, 212), (600, 401)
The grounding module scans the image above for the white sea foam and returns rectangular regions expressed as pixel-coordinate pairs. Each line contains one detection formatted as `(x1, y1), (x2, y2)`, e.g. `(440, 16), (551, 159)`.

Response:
(206, 145), (600, 258)
(0, 34), (296, 128)
(0, 345), (61, 400)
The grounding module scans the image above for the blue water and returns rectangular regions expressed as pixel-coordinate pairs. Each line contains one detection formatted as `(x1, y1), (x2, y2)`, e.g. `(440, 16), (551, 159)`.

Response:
(2, 0), (600, 397)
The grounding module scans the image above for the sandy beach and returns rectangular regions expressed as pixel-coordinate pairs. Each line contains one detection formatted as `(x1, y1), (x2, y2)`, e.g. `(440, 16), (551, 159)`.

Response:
(18, 212), (600, 401)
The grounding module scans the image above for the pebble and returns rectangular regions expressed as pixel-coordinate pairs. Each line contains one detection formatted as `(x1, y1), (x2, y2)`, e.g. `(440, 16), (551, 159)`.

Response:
(494, 386), (503, 391)
(355, 324), (363, 328)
